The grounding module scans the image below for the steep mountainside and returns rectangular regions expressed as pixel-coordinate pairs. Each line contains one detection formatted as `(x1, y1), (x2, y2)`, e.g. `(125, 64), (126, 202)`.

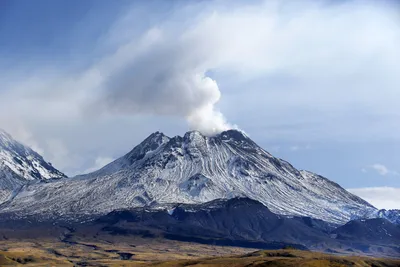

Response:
(0, 164), (27, 204)
(0, 129), (66, 181)
(0, 129), (66, 204)
(0, 130), (376, 224)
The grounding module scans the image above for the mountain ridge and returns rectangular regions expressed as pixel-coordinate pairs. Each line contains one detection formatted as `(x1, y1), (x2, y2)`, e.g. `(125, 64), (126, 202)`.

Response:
(0, 129), (66, 205)
(0, 129), (379, 224)
(0, 129), (66, 181)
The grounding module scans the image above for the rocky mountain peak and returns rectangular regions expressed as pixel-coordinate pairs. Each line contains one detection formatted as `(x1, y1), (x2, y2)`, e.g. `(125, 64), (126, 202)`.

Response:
(219, 129), (248, 141)
(0, 128), (383, 225)
(183, 130), (204, 140)
(0, 129), (66, 180)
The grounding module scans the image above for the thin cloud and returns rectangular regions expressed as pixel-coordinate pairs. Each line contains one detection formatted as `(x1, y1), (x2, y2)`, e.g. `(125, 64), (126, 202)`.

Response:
(364, 164), (398, 176)
(83, 156), (115, 174)
(290, 145), (311, 151)
(348, 187), (400, 210)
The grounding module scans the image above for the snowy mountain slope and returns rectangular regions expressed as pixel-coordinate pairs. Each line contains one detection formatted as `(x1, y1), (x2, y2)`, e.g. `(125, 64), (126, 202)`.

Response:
(358, 209), (400, 225)
(0, 130), (377, 224)
(0, 163), (27, 204)
(374, 209), (400, 225)
(0, 129), (66, 181)
(0, 129), (66, 206)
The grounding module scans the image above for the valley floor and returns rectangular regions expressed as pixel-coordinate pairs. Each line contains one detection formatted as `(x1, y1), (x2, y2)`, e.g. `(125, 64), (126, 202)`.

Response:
(0, 238), (399, 266)
(0, 238), (252, 266)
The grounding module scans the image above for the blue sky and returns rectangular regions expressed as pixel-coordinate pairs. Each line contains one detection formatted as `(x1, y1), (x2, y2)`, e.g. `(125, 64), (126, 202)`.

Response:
(0, 0), (399, 209)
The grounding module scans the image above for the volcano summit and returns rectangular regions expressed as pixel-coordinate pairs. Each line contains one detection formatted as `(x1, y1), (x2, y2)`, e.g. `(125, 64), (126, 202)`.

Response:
(0, 130), (376, 224)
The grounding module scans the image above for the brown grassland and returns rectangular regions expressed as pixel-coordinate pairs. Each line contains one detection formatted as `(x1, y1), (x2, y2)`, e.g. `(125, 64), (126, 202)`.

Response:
(0, 238), (399, 266)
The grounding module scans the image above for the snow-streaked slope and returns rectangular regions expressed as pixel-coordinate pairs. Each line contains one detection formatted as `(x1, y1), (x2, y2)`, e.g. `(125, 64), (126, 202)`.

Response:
(0, 130), (376, 224)
(358, 209), (400, 225)
(0, 129), (66, 180)
(0, 129), (66, 206)
(0, 163), (27, 204)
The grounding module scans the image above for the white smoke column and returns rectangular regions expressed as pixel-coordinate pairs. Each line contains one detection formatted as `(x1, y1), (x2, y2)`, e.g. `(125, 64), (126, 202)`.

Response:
(92, 0), (398, 137)
(95, 27), (235, 136)
(185, 74), (231, 135)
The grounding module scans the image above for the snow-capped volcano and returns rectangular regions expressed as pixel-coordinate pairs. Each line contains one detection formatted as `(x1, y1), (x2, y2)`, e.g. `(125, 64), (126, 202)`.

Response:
(1, 129), (376, 224)
(0, 129), (66, 181)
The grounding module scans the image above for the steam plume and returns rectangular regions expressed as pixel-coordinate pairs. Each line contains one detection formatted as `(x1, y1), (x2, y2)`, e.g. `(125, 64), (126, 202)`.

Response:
(96, 28), (233, 136)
